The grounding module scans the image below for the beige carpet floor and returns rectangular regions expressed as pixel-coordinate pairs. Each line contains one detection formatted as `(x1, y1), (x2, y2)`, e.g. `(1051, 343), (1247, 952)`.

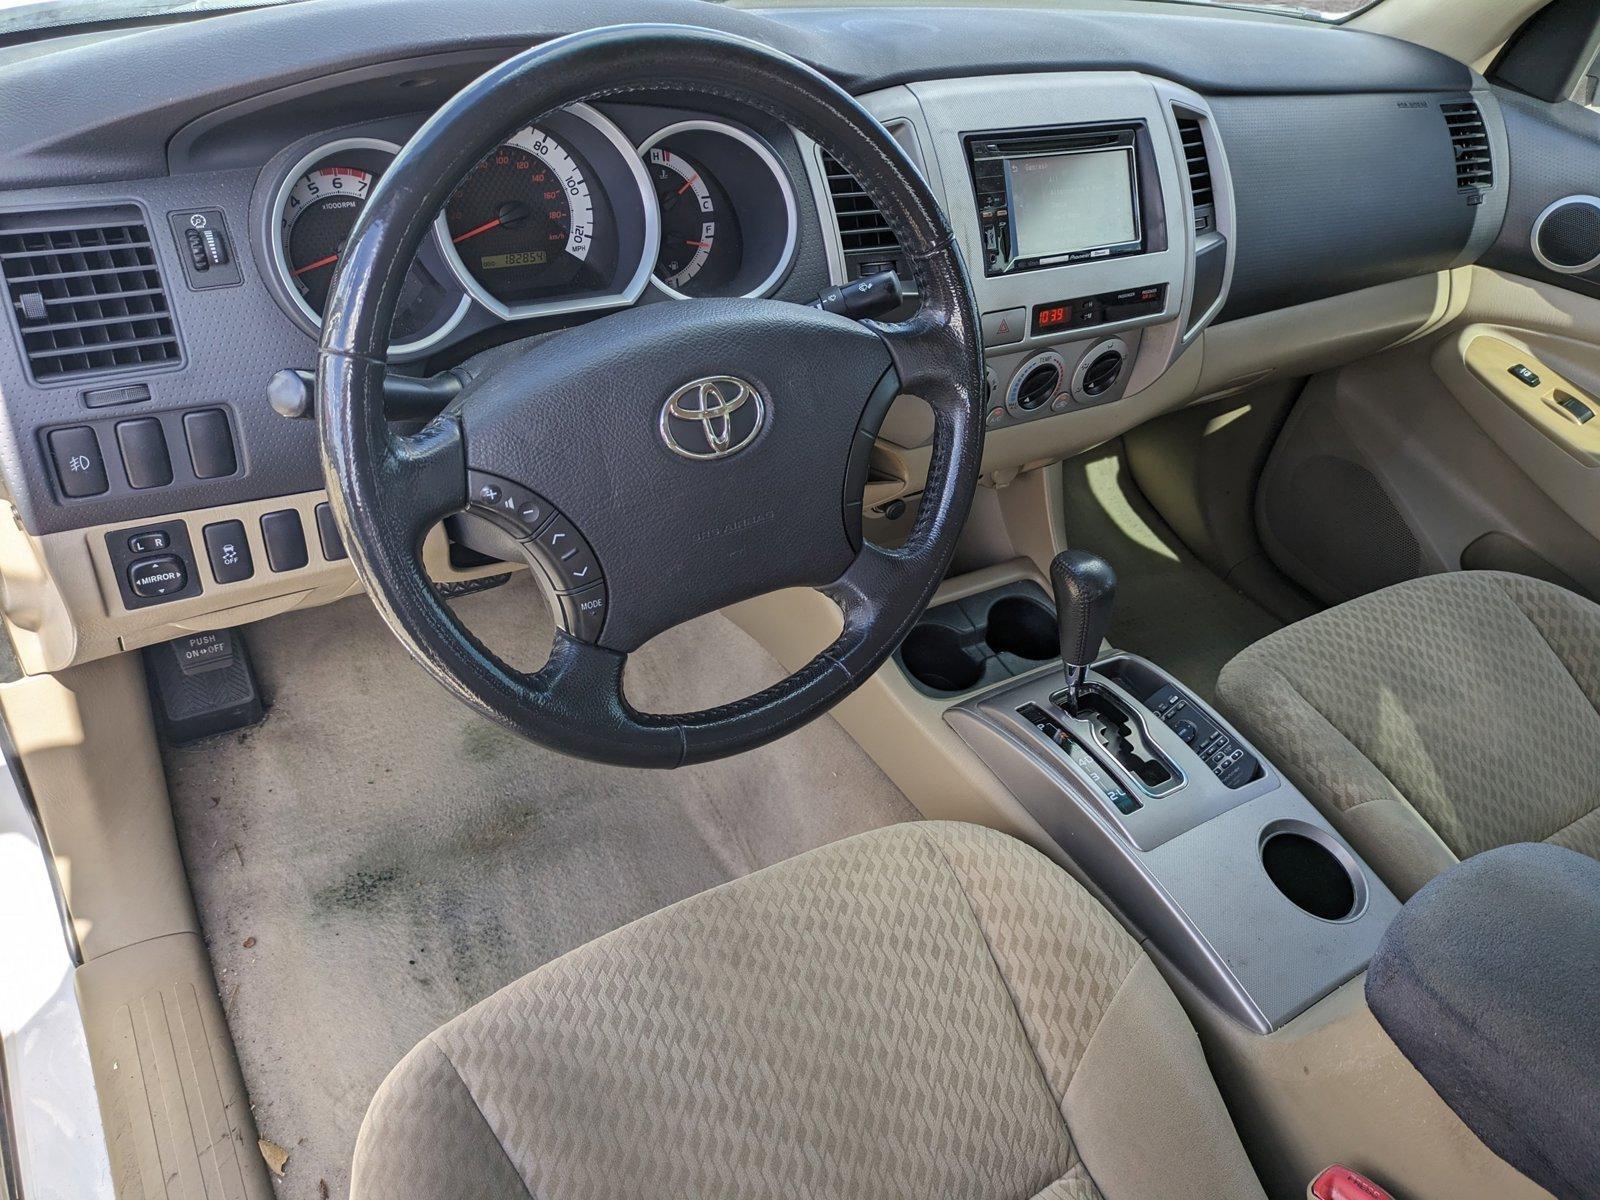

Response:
(166, 576), (915, 1199)
(1062, 446), (1283, 702)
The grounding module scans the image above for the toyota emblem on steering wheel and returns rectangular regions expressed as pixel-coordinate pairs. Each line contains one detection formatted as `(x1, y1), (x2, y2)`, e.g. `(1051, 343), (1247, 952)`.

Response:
(659, 376), (767, 460)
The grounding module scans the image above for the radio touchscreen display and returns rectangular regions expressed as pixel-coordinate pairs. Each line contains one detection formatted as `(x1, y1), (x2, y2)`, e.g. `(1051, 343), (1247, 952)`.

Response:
(1005, 149), (1138, 261)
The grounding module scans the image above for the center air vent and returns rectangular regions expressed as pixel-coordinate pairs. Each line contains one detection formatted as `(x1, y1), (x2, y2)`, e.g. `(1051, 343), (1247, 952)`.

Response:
(1442, 101), (1493, 191)
(1, 207), (181, 384)
(1071, 338), (1130, 404)
(1175, 114), (1215, 212)
(1081, 349), (1125, 397)
(821, 149), (901, 256)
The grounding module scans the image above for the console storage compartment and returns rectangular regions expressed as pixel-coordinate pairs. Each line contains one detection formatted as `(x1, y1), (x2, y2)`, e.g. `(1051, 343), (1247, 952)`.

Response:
(1367, 843), (1600, 1199)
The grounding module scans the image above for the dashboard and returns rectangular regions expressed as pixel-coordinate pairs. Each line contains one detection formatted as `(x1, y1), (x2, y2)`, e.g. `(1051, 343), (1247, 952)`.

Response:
(0, 0), (1512, 673)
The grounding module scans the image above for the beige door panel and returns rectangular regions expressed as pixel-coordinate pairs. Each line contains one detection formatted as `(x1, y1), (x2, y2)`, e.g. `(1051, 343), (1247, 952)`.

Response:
(1256, 269), (1600, 604)
(1457, 333), (1600, 465)
(1435, 329), (1600, 536)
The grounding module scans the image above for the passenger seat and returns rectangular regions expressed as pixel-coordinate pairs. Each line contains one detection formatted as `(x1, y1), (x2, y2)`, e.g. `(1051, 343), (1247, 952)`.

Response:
(1218, 571), (1600, 899)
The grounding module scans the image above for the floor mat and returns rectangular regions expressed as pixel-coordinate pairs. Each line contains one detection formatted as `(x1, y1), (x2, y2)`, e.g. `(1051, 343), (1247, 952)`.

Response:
(166, 577), (916, 1198)
(1062, 446), (1282, 701)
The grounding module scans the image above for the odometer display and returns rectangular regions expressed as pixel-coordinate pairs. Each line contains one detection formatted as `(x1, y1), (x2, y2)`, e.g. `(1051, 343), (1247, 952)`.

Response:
(443, 129), (604, 308)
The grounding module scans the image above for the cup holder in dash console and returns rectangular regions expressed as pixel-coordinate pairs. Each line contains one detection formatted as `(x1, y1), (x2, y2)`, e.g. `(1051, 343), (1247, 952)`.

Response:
(896, 580), (1059, 697)
(1259, 820), (1367, 923)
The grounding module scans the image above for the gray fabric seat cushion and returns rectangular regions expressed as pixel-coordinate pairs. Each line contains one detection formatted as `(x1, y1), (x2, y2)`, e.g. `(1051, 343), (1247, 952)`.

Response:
(1217, 571), (1600, 898)
(351, 822), (1265, 1200)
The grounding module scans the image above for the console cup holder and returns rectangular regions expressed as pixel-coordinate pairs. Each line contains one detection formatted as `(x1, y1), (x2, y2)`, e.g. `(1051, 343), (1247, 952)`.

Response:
(985, 596), (1059, 661)
(900, 623), (984, 693)
(1259, 821), (1366, 923)
(896, 581), (1058, 696)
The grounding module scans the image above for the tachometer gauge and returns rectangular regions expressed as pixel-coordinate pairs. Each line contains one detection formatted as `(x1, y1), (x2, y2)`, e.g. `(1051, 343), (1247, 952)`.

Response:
(282, 164), (372, 313)
(646, 146), (742, 296)
(442, 129), (604, 308)
(268, 137), (468, 358)
(637, 121), (798, 300)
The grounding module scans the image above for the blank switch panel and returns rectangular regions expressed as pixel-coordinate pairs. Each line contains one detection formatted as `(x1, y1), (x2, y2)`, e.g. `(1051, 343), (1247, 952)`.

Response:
(183, 408), (237, 479)
(260, 509), (308, 573)
(115, 418), (173, 489)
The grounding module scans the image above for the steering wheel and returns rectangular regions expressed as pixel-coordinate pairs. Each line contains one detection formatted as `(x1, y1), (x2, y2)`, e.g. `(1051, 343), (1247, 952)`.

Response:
(318, 25), (983, 768)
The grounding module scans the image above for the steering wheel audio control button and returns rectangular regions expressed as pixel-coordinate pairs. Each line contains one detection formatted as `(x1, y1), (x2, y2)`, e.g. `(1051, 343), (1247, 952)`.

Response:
(531, 517), (601, 591)
(468, 471), (554, 539)
(558, 584), (609, 642)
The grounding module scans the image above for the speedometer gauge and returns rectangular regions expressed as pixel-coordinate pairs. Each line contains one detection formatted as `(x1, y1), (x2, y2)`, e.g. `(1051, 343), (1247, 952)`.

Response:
(443, 130), (597, 303)
(266, 137), (468, 359)
(434, 105), (658, 323)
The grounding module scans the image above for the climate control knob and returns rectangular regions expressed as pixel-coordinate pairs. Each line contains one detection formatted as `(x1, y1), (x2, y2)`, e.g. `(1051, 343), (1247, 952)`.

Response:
(1005, 350), (1067, 418)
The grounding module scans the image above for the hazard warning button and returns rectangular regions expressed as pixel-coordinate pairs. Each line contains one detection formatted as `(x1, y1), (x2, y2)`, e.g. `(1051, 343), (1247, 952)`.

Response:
(980, 307), (1026, 348)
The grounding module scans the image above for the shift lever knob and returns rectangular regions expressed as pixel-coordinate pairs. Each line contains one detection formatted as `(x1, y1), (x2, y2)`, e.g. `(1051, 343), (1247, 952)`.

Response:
(1050, 549), (1117, 707)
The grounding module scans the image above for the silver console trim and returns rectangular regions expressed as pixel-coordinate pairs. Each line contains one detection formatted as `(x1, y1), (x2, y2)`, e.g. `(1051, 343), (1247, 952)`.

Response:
(948, 654), (1401, 1032)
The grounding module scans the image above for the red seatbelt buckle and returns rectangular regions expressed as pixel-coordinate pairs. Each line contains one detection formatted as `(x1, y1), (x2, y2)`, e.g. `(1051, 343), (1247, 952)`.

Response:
(1309, 1165), (1396, 1200)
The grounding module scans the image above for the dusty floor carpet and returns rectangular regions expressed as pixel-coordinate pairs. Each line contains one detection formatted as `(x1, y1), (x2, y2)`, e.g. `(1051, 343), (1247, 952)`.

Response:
(166, 577), (916, 1199)
(1062, 446), (1283, 701)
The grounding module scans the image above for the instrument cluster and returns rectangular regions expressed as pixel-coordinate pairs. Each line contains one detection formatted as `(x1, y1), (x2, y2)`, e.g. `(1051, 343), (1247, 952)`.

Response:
(257, 106), (800, 361)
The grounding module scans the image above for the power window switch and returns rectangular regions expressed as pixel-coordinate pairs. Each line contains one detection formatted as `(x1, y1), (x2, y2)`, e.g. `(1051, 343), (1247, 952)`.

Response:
(1508, 364), (1541, 388)
(47, 426), (108, 497)
(260, 509), (308, 572)
(1556, 394), (1596, 424)
(203, 520), (254, 584)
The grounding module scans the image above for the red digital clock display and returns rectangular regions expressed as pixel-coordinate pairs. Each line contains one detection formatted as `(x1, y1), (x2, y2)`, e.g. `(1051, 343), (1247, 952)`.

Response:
(1034, 303), (1072, 331)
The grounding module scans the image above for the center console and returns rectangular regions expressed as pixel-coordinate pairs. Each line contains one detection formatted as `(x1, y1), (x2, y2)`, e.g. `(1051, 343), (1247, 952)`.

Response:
(941, 552), (1399, 1033)
(845, 72), (1233, 446)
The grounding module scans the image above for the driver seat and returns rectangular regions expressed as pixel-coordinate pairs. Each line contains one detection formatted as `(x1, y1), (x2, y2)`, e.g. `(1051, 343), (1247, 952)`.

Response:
(351, 822), (1265, 1199)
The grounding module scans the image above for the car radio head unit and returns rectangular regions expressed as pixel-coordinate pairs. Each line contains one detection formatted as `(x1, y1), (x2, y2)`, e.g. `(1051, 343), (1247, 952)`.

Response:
(967, 124), (1151, 276)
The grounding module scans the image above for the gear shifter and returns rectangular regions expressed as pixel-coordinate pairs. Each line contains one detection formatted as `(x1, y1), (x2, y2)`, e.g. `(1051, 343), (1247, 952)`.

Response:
(1050, 549), (1117, 711)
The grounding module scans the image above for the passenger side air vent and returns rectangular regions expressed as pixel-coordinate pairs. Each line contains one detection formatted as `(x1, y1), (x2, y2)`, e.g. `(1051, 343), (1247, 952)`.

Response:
(1175, 115), (1215, 211)
(1, 207), (181, 383)
(1442, 101), (1493, 191)
(820, 150), (900, 254)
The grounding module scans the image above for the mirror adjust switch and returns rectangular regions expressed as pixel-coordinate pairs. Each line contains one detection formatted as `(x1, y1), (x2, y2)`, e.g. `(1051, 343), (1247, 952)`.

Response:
(129, 555), (187, 599)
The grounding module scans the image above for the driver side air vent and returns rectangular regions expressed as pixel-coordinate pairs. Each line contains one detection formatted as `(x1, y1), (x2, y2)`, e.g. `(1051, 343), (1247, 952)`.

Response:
(1442, 101), (1493, 191)
(820, 150), (900, 254)
(0, 207), (181, 383)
